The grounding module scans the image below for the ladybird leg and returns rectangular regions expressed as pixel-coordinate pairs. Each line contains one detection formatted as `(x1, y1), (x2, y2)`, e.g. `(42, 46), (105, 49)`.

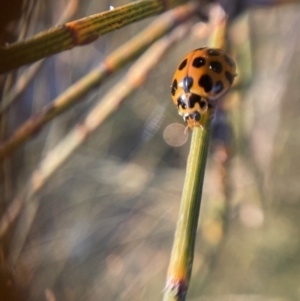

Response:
(184, 125), (190, 135)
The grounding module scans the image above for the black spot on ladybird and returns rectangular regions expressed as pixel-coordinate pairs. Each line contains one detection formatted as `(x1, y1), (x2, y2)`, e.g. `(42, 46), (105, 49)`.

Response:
(178, 59), (187, 70)
(207, 49), (220, 56)
(171, 79), (177, 96)
(225, 71), (234, 84)
(209, 61), (223, 73)
(182, 76), (193, 93)
(199, 74), (213, 92)
(224, 54), (235, 68)
(214, 81), (224, 94)
(189, 94), (201, 108)
(177, 95), (187, 109)
(192, 57), (206, 68)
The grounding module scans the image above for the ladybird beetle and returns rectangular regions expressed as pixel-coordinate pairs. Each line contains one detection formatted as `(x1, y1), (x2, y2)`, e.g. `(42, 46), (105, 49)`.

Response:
(170, 47), (236, 129)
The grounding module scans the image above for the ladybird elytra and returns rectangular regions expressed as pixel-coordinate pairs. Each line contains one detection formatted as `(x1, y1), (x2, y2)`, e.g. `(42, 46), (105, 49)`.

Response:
(170, 47), (236, 129)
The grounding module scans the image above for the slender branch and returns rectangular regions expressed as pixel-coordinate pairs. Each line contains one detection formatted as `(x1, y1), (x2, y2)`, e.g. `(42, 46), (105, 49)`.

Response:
(163, 115), (211, 301)
(0, 0), (188, 73)
(0, 0), (79, 114)
(162, 11), (230, 301)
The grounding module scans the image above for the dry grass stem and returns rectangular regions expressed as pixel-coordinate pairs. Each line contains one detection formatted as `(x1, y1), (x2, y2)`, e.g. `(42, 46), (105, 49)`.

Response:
(0, 0), (189, 73)
(0, 0), (79, 114)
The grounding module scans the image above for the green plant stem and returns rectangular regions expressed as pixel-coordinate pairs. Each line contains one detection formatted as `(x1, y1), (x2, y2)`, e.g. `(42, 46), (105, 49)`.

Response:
(0, 0), (80, 114)
(163, 12), (231, 300)
(163, 114), (211, 301)
(0, 0), (187, 73)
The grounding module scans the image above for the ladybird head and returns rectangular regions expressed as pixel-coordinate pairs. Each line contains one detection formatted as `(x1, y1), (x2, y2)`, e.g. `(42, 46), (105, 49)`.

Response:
(176, 92), (208, 128)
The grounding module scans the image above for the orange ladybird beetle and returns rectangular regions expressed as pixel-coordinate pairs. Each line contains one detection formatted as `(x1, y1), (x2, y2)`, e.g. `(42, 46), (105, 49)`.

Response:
(170, 47), (236, 129)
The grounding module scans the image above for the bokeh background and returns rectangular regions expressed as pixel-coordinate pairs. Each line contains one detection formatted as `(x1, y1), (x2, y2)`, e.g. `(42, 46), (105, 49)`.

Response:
(1, 1), (300, 301)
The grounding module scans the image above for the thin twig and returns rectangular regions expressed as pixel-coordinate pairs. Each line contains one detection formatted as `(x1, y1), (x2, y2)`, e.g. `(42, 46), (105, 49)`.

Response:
(0, 0), (79, 114)
(162, 9), (231, 301)
(0, 0), (188, 73)
(163, 115), (212, 301)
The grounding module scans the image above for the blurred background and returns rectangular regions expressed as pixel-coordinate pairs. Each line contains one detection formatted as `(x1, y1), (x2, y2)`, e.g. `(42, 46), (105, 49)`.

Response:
(1, 0), (300, 301)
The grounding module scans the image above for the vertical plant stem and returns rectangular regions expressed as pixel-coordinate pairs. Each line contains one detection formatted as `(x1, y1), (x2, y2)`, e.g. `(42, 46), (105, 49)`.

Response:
(163, 114), (211, 301)
(163, 10), (229, 301)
